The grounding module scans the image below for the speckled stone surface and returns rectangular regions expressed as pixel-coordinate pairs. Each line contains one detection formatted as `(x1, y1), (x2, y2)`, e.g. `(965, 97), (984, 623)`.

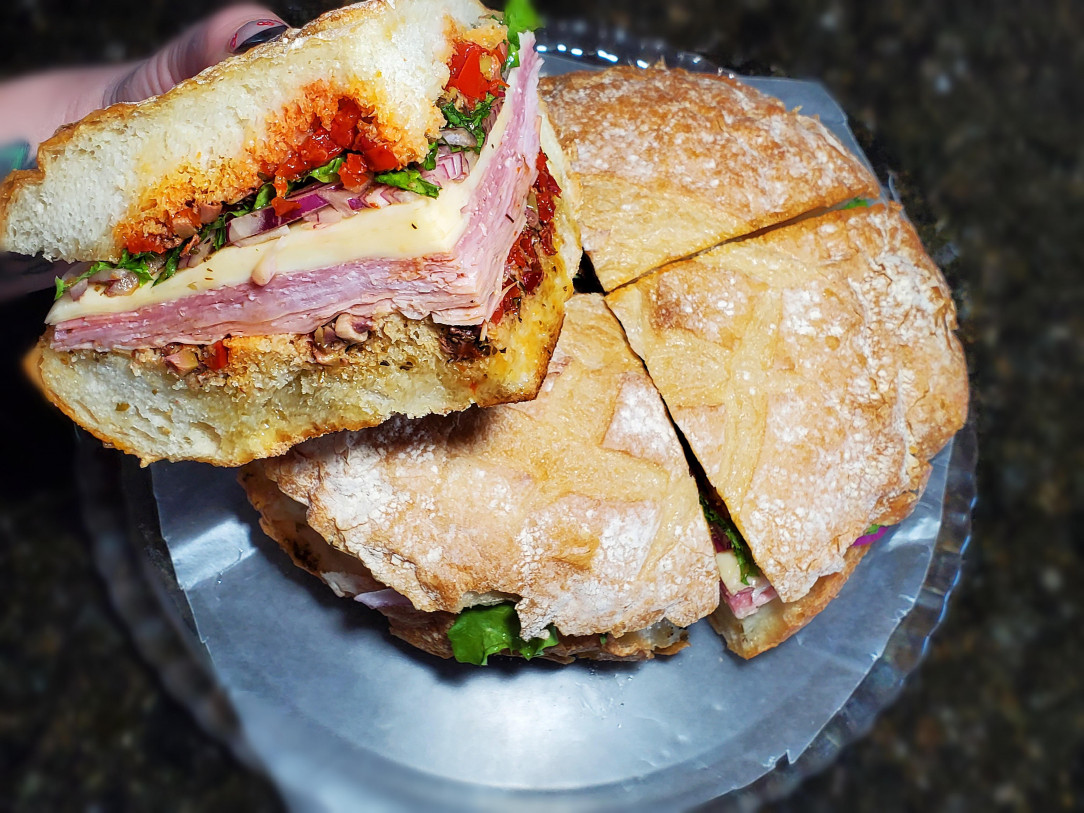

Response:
(0, 1), (1080, 810)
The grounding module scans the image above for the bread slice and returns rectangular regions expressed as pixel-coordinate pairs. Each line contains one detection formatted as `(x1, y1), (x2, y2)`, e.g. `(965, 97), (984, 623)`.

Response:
(243, 294), (719, 655)
(0, 0), (493, 262)
(607, 203), (968, 607)
(538, 66), (881, 291)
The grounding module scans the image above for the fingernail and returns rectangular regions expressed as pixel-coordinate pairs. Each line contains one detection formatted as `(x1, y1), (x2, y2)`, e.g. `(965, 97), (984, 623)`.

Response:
(229, 20), (289, 54)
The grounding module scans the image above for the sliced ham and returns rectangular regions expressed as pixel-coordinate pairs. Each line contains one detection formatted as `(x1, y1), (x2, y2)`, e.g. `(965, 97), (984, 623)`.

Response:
(51, 35), (544, 352)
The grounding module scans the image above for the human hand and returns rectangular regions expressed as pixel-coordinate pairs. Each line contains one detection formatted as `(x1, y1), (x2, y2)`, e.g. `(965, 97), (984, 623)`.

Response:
(0, 4), (289, 160)
(0, 5), (289, 298)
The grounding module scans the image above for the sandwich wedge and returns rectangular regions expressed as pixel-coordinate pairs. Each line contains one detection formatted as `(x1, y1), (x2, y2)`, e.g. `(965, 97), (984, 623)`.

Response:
(607, 203), (969, 657)
(3, 0), (579, 466)
(241, 294), (720, 664)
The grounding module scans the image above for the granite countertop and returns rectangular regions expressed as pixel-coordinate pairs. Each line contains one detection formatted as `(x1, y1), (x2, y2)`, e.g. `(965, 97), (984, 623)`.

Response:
(0, 1), (1078, 809)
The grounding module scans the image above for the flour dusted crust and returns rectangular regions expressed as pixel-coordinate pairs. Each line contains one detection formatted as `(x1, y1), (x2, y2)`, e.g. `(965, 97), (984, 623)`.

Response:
(538, 66), (881, 291)
(241, 465), (692, 663)
(607, 204), (968, 603)
(709, 544), (871, 659)
(249, 294), (719, 641)
(0, 0), (491, 261)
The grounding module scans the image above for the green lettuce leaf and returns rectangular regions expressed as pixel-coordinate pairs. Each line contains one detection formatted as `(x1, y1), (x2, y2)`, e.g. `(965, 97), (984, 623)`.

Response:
(447, 603), (558, 665)
(503, 0), (541, 69)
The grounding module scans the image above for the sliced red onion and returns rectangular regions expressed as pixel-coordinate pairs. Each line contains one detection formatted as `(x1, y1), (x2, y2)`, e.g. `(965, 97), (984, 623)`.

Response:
(441, 127), (477, 149)
(104, 271), (141, 297)
(68, 278), (89, 301)
(303, 207), (345, 226)
(232, 224), (290, 248)
(180, 237), (213, 269)
(354, 588), (413, 610)
(226, 189), (329, 245)
(853, 525), (890, 546)
(317, 187), (365, 215)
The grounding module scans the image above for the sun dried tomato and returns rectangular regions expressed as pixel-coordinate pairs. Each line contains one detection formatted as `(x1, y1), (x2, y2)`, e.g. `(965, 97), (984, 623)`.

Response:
(330, 99), (363, 149)
(271, 196), (301, 217)
(125, 233), (171, 255)
(297, 127), (343, 168)
(534, 151), (561, 224)
(339, 152), (372, 191)
(204, 339), (229, 371)
(352, 133), (399, 172)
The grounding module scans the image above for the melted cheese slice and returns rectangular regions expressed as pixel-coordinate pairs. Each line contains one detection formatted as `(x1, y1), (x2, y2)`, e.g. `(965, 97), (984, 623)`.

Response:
(47, 90), (515, 325)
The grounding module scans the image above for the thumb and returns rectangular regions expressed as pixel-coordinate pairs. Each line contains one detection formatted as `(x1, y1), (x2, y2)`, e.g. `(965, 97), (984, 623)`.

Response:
(109, 5), (289, 104)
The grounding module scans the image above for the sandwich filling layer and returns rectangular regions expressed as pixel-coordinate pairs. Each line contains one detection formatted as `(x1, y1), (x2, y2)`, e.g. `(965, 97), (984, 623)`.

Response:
(48, 34), (543, 351)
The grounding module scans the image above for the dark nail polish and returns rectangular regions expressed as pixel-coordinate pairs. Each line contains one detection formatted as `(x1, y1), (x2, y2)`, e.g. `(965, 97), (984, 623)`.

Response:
(230, 21), (289, 54)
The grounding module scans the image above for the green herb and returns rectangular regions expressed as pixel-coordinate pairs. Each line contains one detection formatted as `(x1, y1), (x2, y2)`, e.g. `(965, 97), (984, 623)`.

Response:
(423, 142), (439, 171)
(152, 246), (183, 287)
(599, 633), (608, 645)
(253, 183), (275, 210)
(447, 603), (558, 665)
(503, 0), (541, 69)
(865, 524), (882, 534)
(307, 157), (344, 184)
(699, 493), (760, 586)
(374, 167), (441, 198)
(841, 197), (872, 210)
(441, 94), (495, 153)
(53, 264), (100, 300)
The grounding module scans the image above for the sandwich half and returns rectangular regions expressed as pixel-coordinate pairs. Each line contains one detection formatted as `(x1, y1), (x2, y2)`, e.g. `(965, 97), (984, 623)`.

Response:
(240, 294), (720, 664)
(4, 0), (579, 466)
(607, 203), (969, 657)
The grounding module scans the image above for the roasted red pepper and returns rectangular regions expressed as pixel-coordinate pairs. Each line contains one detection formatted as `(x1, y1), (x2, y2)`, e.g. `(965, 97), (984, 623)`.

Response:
(204, 339), (229, 371)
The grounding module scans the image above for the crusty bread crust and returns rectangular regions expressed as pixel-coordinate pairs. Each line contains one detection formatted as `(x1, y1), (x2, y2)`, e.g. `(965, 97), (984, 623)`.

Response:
(240, 394), (695, 664)
(0, 0), (491, 261)
(248, 294), (719, 641)
(709, 543), (871, 659)
(539, 66), (881, 291)
(607, 204), (969, 603)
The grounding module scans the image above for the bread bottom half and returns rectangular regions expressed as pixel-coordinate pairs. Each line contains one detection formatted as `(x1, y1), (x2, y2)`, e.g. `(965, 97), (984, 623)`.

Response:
(239, 466), (689, 663)
(28, 188), (579, 468)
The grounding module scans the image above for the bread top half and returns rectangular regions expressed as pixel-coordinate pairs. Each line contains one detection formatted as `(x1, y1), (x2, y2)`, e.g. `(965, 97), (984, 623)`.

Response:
(539, 66), (882, 291)
(0, 0), (494, 262)
(250, 294), (720, 640)
(607, 204), (969, 603)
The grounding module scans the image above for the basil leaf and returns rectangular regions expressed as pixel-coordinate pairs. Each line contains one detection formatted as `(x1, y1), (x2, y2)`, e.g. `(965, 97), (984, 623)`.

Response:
(841, 197), (871, 209)
(440, 95), (494, 152)
(374, 168), (441, 198)
(152, 246), (182, 286)
(447, 603), (558, 665)
(307, 157), (344, 184)
(253, 183), (275, 210)
(423, 142), (439, 171)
